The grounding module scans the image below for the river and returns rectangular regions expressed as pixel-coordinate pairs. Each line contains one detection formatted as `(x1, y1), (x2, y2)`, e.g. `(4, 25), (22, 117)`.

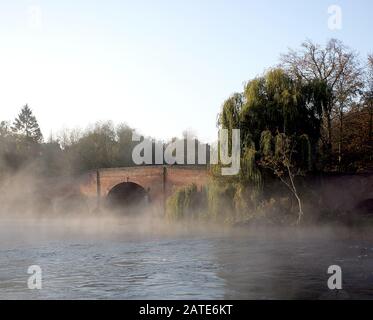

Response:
(1, 217), (373, 300)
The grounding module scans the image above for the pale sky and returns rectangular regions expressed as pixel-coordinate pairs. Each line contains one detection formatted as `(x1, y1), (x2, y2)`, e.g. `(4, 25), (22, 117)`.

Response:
(0, 0), (372, 142)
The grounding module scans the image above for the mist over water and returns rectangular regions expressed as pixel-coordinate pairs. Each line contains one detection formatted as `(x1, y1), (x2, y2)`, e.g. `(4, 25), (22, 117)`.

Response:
(1, 172), (373, 300)
(1, 216), (373, 300)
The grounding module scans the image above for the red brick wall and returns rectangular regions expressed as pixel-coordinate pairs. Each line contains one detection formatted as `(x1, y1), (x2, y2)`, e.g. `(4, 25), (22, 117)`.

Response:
(165, 166), (209, 196)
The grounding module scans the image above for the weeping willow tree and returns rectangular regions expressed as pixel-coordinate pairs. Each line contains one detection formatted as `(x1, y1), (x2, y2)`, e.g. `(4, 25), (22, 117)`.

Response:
(219, 68), (321, 179)
(215, 68), (322, 224)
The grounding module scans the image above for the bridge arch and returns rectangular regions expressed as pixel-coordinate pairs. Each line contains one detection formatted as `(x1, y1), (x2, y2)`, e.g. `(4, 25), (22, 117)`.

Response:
(107, 182), (149, 213)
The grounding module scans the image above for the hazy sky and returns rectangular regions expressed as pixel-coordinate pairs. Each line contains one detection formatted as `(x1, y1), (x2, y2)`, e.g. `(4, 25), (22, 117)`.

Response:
(0, 0), (372, 142)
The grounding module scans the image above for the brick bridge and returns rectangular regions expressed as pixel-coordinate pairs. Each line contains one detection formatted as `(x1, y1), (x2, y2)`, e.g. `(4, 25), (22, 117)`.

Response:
(79, 165), (210, 210)
(78, 166), (373, 214)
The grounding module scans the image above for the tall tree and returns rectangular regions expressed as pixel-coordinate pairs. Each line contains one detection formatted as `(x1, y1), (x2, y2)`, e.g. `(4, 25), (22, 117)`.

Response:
(12, 105), (43, 143)
(217, 68), (323, 220)
(281, 39), (363, 162)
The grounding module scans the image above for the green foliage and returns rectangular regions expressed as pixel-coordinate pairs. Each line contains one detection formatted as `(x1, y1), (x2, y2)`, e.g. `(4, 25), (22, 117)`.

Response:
(238, 69), (323, 156)
(206, 181), (236, 222)
(260, 131), (312, 176)
(166, 184), (205, 221)
(39, 141), (69, 177)
(166, 181), (256, 224)
(240, 142), (262, 188)
(260, 130), (273, 157)
(232, 182), (259, 223)
(0, 106), (140, 176)
(217, 67), (322, 188)
(66, 121), (119, 173)
(57, 121), (139, 174)
(0, 106), (44, 172)
(218, 93), (242, 129)
(12, 105), (43, 143)
(218, 93), (243, 154)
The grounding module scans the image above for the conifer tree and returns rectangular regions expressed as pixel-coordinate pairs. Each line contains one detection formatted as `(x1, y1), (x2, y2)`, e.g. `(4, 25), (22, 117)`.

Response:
(12, 105), (43, 143)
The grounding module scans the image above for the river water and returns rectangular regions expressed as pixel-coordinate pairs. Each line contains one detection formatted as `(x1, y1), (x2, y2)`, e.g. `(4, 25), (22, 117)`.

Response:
(1, 217), (373, 300)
